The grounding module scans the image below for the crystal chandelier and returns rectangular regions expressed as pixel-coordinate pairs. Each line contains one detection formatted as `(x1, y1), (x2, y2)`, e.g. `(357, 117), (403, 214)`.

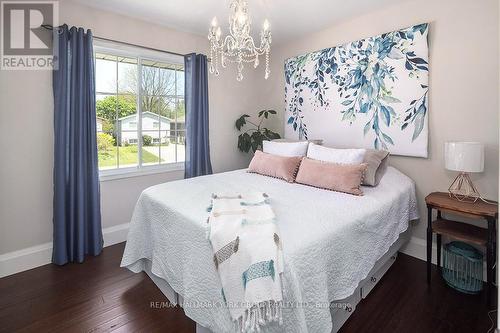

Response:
(208, 0), (272, 81)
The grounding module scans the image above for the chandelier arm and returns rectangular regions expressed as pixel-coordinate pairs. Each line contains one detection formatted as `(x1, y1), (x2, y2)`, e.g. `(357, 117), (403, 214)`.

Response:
(243, 37), (267, 55)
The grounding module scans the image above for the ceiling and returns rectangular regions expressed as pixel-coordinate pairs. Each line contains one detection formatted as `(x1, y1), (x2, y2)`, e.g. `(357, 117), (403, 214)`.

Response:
(72, 0), (408, 45)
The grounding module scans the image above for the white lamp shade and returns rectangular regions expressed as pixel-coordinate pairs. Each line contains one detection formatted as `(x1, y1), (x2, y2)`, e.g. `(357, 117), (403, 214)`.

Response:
(444, 142), (484, 173)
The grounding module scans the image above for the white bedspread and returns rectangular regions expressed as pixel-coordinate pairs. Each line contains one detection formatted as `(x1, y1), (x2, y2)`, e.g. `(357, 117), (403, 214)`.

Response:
(121, 167), (418, 333)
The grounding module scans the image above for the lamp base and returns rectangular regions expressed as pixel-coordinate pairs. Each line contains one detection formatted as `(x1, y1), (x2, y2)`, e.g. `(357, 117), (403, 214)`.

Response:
(448, 172), (480, 203)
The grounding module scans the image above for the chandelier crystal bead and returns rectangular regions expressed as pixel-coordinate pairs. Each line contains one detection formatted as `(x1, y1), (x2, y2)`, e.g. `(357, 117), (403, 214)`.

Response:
(208, 0), (272, 81)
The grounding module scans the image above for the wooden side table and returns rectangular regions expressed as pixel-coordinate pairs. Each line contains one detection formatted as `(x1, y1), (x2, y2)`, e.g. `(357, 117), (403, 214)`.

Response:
(425, 192), (498, 304)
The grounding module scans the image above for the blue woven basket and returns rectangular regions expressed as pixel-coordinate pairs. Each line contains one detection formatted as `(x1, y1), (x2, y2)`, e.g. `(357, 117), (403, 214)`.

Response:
(442, 241), (483, 294)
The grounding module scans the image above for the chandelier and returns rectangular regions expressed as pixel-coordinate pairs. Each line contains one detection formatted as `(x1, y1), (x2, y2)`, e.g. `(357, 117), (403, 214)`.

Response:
(208, 0), (272, 81)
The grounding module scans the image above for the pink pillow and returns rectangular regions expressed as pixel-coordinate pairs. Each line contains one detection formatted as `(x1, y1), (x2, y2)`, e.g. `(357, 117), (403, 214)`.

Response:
(247, 150), (302, 183)
(295, 157), (367, 195)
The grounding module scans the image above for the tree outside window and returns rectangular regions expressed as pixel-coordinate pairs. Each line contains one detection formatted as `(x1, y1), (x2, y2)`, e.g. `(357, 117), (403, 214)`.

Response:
(95, 50), (185, 171)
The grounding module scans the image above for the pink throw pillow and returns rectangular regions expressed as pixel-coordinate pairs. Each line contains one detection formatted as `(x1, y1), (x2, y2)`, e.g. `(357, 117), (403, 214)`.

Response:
(295, 157), (367, 195)
(247, 150), (302, 183)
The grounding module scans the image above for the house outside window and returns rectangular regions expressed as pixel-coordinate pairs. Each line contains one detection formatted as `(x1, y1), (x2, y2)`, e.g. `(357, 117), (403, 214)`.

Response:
(94, 40), (185, 179)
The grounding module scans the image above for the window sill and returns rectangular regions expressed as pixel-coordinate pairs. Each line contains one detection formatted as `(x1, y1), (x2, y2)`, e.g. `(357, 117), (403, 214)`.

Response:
(99, 162), (184, 182)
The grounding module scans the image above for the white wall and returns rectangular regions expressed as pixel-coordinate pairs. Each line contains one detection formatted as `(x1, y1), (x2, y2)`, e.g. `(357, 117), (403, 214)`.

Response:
(255, 0), (499, 244)
(0, 0), (256, 255)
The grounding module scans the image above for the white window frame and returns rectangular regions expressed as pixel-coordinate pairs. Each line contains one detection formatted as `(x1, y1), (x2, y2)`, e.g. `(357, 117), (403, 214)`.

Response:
(94, 40), (185, 181)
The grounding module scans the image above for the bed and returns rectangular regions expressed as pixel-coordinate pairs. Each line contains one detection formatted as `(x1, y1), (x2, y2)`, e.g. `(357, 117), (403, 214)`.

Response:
(121, 166), (418, 332)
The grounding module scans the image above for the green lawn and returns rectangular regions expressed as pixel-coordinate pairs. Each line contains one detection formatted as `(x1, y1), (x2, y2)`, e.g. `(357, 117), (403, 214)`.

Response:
(98, 145), (162, 168)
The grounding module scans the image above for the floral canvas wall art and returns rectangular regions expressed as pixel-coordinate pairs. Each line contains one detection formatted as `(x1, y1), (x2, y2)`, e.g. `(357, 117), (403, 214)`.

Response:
(284, 23), (429, 157)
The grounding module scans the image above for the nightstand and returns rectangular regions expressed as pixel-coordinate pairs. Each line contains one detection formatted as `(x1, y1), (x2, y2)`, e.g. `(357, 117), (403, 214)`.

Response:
(425, 192), (498, 304)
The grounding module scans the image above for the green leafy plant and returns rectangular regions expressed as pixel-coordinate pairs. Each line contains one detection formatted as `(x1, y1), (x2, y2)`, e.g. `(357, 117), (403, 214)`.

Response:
(235, 110), (281, 153)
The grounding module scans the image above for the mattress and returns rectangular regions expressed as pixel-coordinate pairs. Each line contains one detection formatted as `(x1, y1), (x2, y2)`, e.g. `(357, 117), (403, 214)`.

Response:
(121, 167), (419, 333)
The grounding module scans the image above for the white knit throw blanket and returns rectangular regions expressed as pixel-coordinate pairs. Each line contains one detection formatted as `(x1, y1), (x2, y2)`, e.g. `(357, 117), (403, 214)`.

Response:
(207, 192), (284, 333)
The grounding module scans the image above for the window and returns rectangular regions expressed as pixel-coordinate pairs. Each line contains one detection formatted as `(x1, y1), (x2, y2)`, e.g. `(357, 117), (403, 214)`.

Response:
(94, 41), (185, 178)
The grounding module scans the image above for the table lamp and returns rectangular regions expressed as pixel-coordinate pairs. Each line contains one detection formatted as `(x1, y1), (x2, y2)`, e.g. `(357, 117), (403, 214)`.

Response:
(444, 142), (484, 202)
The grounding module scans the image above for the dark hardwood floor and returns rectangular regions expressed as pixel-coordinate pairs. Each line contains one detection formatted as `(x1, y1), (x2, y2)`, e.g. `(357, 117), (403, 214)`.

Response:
(0, 243), (495, 333)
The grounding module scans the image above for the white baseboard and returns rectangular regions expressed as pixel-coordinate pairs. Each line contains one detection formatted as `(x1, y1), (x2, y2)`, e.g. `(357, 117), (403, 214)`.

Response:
(0, 223), (130, 278)
(102, 223), (130, 247)
(0, 243), (53, 279)
(400, 236), (438, 264)
(0, 229), (487, 281)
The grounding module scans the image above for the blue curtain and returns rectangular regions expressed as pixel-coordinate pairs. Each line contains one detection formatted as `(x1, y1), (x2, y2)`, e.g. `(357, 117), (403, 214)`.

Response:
(52, 25), (103, 265)
(184, 53), (213, 178)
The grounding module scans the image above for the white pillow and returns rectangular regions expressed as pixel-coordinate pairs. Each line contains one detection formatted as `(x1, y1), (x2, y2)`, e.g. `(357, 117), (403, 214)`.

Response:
(262, 140), (309, 157)
(307, 143), (366, 164)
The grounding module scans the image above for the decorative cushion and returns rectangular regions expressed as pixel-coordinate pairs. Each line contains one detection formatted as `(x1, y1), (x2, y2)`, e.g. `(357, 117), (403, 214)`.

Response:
(307, 143), (366, 164)
(262, 140), (309, 157)
(362, 149), (390, 186)
(247, 150), (303, 183)
(295, 157), (367, 195)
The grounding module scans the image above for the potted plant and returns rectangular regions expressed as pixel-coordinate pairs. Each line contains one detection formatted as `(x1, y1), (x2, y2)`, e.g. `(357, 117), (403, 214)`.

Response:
(235, 110), (281, 153)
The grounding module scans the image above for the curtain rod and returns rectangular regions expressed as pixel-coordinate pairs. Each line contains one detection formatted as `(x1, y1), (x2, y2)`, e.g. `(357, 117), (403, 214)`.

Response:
(42, 24), (187, 58)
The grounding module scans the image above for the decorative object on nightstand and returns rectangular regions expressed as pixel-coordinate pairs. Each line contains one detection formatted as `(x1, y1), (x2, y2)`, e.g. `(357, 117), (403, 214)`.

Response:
(425, 192), (498, 305)
(444, 141), (484, 202)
